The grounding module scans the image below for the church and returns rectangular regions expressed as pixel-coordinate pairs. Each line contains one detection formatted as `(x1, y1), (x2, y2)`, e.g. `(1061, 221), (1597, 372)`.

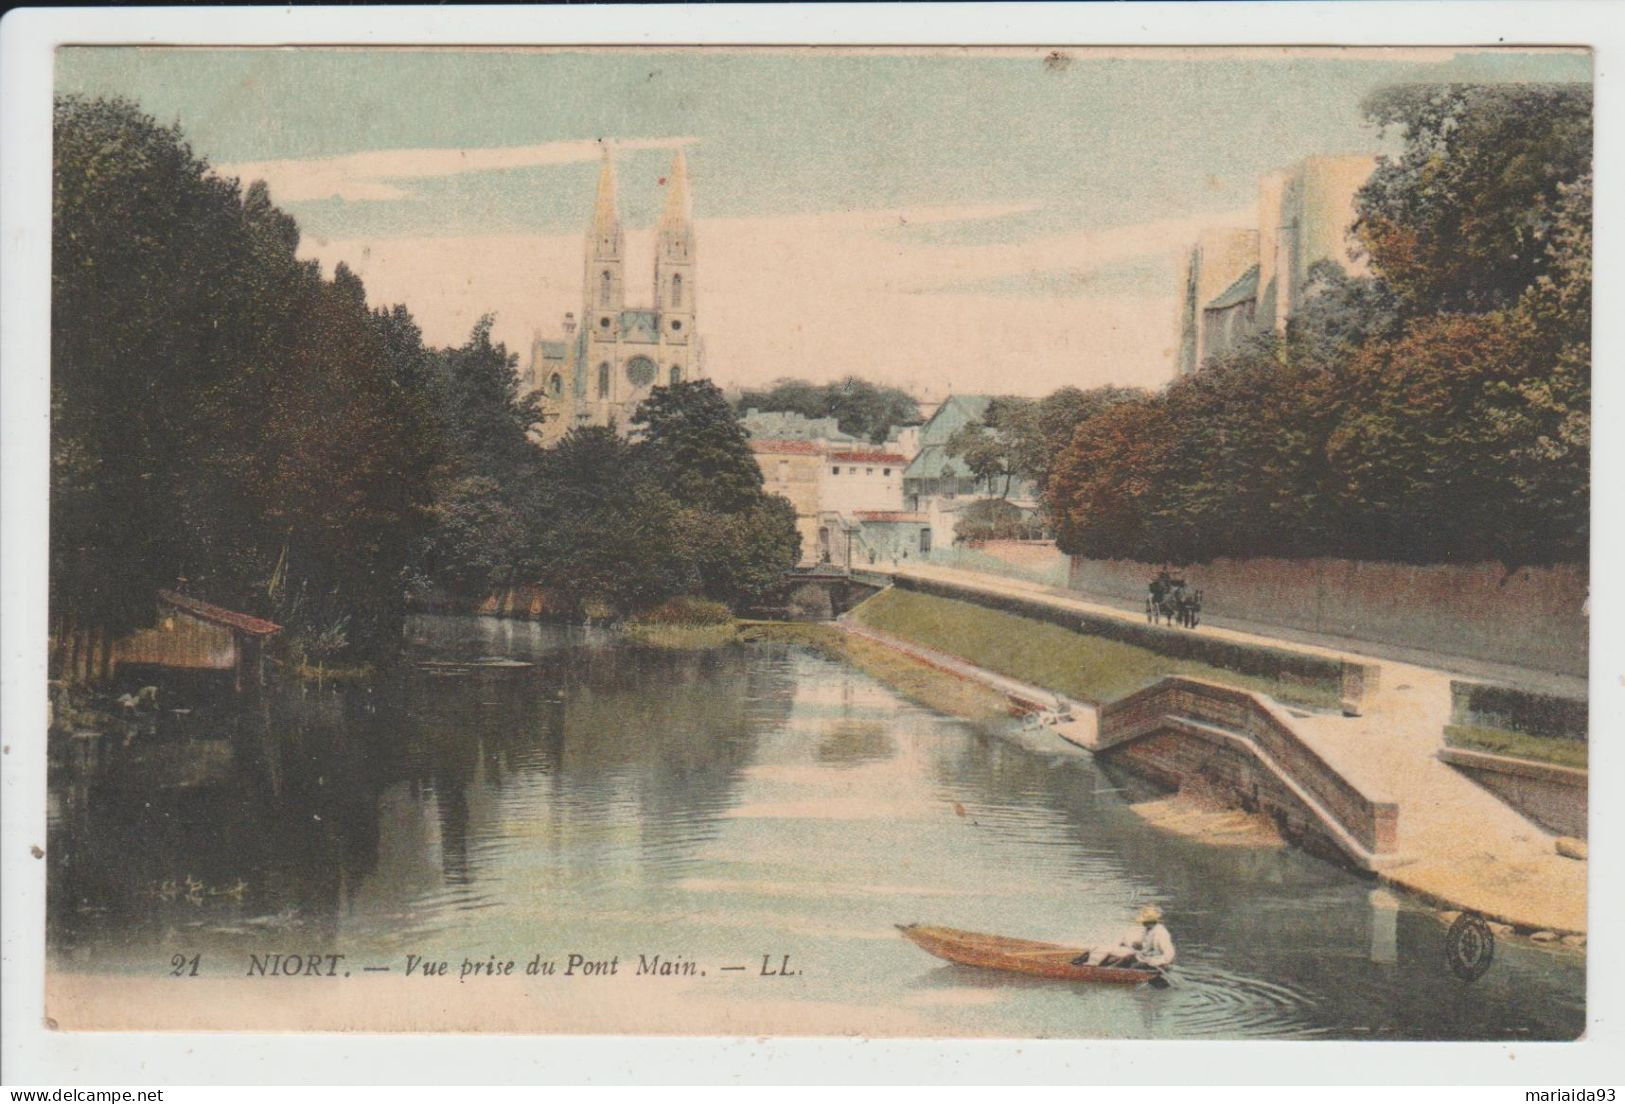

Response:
(526, 146), (704, 444)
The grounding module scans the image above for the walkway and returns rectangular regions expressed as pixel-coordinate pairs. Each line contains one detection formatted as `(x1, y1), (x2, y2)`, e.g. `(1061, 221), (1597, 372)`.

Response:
(854, 564), (1588, 934)
(883, 561), (1586, 698)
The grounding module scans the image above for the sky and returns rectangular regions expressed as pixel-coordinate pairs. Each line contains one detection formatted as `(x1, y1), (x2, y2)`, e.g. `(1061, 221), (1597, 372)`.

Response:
(56, 46), (1590, 398)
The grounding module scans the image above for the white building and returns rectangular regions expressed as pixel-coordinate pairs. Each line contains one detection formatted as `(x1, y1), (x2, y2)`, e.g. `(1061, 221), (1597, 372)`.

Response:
(821, 447), (907, 516)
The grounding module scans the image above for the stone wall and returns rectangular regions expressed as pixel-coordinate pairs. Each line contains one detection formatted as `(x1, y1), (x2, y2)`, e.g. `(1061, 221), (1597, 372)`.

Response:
(1098, 676), (1401, 870)
(1068, 555), (1588, 677)
(1437, 748), (1587, 839)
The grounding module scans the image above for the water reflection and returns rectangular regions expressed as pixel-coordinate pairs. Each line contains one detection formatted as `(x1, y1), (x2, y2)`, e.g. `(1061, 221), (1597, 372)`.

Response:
(47, 615), (1583, 1039)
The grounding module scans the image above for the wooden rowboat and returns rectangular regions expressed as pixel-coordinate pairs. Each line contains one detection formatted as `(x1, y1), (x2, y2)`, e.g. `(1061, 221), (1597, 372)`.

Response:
(897, 924), (1161, 985)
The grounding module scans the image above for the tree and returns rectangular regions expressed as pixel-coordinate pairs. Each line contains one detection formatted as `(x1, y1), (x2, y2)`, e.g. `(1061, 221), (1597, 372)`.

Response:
(735, 376), (921, 443)
(1047, 80), (1590, 570)
(415, 317), (543, 598)
(1356, 83), (1592, 318)
(52, 95), (438, 661)
(945, 418), (1015, 498)
(954, 498), (1044, 543)
(947, 386), (1145, 511)
(633, 380), (765, 512)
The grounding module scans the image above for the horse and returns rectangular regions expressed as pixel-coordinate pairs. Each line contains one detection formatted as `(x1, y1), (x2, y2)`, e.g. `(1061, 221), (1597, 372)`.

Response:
(1146, 576), (1201, 628)
(1175, 588), (1203, 628)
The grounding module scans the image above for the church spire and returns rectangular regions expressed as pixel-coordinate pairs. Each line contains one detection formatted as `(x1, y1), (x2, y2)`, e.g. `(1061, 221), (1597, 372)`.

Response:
(590, 145), (622, 255)
(658, 149), (691, 231)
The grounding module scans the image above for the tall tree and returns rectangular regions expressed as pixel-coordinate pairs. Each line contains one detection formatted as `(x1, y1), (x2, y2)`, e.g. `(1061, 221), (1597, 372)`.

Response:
(1356, 83), (1592, 317)
(634, 380), (767, 513)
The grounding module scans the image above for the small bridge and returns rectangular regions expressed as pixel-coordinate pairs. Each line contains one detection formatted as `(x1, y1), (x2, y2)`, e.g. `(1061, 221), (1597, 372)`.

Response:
(749, 566), (890, 621)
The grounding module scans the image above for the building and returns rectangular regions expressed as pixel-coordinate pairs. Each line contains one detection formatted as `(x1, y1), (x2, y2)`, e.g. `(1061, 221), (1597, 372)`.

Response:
(1176, 228), (1259, 376)
(883, 422), (922, 462)
(747, 418), (914, 566)
(823, 448), (907, 516)
(528, 147), (705, 442)
(113, 590), (282, 692)
(901, 394), (994, 509)
(848, 511), (932, 565)
(1176, 154), (1378, 374)
(740, 409), (858, 446)
(751, 439), (827, 562)
(901, 394), (1039, 550)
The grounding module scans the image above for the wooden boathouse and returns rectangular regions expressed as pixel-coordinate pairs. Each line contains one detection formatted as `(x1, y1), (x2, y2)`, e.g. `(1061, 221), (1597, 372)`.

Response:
(109, 590), (282, 691)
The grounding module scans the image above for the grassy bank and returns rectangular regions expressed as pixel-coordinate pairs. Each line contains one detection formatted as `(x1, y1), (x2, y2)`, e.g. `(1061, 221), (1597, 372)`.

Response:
(741, 622), (1012, 724)
(848, 587), (1341, 710)
(1445, 723), (1588, 770)
(623, 597), (740, 650)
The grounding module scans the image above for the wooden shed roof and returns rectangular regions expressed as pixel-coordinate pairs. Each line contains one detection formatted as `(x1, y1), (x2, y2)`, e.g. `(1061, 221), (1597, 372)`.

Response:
(158, 591), (283, 636)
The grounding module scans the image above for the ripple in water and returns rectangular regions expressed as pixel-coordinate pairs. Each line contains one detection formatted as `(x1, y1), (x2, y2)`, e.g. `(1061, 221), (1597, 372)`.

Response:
(1156, 965), (1325, 1039)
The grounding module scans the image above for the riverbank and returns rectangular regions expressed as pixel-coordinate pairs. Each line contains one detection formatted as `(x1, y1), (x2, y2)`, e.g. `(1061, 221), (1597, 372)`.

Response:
(848, 587), (1342, 711)
(741, 622), (1012, 724)
(825, 591), (1586, 938)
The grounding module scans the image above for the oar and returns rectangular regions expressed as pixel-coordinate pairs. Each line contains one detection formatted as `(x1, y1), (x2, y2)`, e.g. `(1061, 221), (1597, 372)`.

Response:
(1147, 966), (1180, 990)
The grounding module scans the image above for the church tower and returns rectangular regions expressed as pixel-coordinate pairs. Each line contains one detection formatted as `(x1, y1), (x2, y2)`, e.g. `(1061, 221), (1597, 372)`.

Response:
(584, 146), (624, 414)
(654, 150), (697, 387)
(531, 143), (705, 444)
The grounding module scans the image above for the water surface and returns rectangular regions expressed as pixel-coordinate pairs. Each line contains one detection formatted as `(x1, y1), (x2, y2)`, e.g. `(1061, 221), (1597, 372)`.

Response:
(47, 615), (1584, 1039)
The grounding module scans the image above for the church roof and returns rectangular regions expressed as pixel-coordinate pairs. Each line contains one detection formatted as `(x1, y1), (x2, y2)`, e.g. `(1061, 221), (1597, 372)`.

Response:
(1205, 263), (1260, 311)
(619, 310), (660, 343)
(537, 340), (568, 360)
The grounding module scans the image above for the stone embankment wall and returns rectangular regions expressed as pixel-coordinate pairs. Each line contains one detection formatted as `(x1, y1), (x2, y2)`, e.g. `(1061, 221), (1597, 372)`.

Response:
(1097, 676), (1400, 870)
(1068, 556), (1588, 678)
(1437, 749), (1588, 839)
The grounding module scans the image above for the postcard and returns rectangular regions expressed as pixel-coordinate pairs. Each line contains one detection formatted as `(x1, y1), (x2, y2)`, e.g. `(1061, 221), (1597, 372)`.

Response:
(9, 23), (1602, 1063)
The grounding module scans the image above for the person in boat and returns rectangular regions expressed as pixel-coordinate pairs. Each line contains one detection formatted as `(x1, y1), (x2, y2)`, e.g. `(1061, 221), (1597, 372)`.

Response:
(1077, 905), (1176, 970)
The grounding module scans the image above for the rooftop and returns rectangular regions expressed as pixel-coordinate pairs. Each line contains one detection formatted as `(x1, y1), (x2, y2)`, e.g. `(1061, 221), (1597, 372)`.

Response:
(158, 590), (282, 636)
(751, 439), (826, 456)
(830, 450), (907, 465)
(1205, 263), (1261, 312)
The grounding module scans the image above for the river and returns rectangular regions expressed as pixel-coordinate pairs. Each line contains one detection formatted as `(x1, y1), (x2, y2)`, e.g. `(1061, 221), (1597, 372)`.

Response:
(47, 614), (1584, 1039)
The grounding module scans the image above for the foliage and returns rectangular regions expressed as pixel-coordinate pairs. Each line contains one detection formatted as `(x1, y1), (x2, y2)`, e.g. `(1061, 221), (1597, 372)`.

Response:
(953, 498), (1045, 543)
(51, 96), (798, 665)
(633, 596), (735, 626)
(945, 387), (1145, 514)
(531, 389), (801, 618)
(736, 376), (920, 444)
(1356, 83), (1592, 318)
(415, 318), (544, 598)
(1444, 724), (1587, 771)
(634, 380), (766, 512)
(51, 96), (437, 658)
(1047, 80), (1590, 569)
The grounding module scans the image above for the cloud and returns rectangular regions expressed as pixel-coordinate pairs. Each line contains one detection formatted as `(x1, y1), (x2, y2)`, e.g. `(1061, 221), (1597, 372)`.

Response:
(298, 200), (1252, 398)
(216, 137), (699, 204)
